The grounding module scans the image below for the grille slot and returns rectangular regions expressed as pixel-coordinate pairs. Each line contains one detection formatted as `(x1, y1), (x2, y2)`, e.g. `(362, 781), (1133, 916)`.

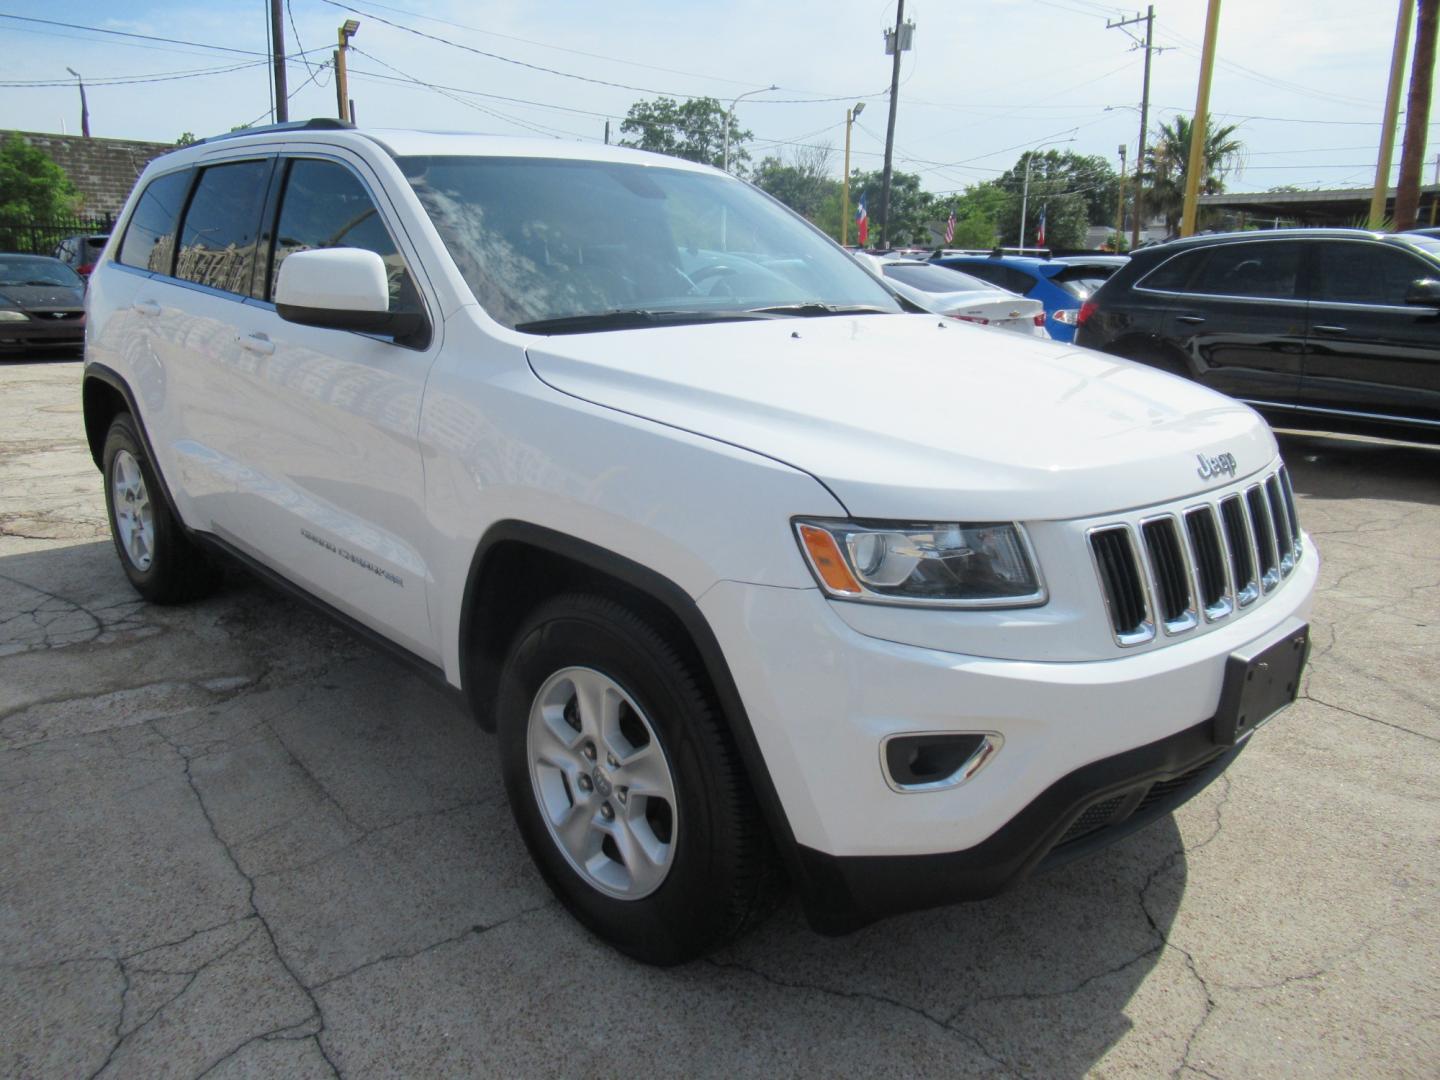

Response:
(1246, 485), (1280, 591)
(1279, 466), (1302, 560)
(1184, 506), (1232, 620)
(1141, 517), (1196, 632)
(1090, 466), (1300, 647)
(1220, 495), (1259, 606)
(1056, 795), (1127, 845)
(1090, 526), (1152, 645)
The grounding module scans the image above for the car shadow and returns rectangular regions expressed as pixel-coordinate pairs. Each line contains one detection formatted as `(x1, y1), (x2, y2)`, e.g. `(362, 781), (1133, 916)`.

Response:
(1, 540), (1189, 1076)
(1277, 429), (1440, 507)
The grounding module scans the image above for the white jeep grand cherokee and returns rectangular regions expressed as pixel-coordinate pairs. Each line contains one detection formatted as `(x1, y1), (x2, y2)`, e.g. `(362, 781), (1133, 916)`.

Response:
(83, 121), (1317, 965)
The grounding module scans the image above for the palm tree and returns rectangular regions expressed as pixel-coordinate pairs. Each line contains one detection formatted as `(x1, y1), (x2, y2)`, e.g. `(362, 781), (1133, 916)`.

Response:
(1143, 114), (1245, 235)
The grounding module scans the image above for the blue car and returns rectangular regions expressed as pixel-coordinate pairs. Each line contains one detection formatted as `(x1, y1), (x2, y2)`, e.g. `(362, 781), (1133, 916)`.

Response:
(929, 254), (1125, 344)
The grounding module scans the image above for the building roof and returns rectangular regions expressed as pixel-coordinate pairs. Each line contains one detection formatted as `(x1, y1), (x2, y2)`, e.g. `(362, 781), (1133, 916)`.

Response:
(6, 130), (176, 217)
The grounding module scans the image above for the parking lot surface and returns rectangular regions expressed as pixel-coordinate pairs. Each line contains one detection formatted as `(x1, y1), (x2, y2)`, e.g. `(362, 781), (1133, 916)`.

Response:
(2, 356), (1437, 1078)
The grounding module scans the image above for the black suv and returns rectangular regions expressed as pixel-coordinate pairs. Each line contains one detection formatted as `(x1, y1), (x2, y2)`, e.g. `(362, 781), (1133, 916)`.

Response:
(1076, 228), (1440, 443)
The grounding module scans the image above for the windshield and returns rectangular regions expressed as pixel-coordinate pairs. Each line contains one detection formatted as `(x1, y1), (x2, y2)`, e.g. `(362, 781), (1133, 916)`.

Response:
(883, 263), (997, 294)
(0, 256), (82, 288)
(398, 155), (904, 330)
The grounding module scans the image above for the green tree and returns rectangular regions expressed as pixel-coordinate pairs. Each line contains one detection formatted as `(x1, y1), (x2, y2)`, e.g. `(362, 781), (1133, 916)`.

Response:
(175, 132), (199, 147)
(932, 182), (1014, 249)
(1144, 113), (1244, 235)
(0, 133), (80, 220)
(619, 96), (752, 171)
(991, 150), (1120, 249)
(751, 143), (840, 223)
(848, 168), (936, 246)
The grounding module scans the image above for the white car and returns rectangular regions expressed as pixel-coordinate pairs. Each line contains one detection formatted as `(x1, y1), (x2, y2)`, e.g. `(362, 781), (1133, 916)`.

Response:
(83, 121), (1317, 964)
(852, 252), (1048, 337)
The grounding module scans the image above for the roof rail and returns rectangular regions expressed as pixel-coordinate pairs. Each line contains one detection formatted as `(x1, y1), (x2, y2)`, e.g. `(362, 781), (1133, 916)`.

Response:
(199, 118), (355, 145)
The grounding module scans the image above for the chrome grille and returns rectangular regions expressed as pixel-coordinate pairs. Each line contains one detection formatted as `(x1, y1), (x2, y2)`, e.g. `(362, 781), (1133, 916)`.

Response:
(1089, 466), (1302, 648)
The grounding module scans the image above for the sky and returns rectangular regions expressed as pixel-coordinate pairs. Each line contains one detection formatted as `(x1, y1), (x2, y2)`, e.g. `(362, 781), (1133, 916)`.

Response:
(2, 0), (1437, 196)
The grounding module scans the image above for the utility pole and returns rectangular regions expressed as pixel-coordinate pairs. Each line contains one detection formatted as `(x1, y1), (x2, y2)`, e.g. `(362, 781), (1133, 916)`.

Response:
(1116, 144), (1128, 240)
(65, 68), (90, 137)
(1109, 6), (1155, 248)
(604, 120), (610, 145)
(841, 102), (866, 245)
(1371, 0), (1415, 229)
(335, 19), (359, 123)
(879, 0), (911, 248)
(269, 0), (289, 123)
(1179, 0), (1222, 237)
(1395, 0), (1439, 230)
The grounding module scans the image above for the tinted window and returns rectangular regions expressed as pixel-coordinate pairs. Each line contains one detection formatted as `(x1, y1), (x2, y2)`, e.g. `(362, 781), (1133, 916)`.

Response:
(1188, 242), (1301, 299)
(1314, 242), (1435, 306)
(1051, 264), (1116, 300)
(954, 263), (1032, 293)
(175, 160), (271, 295)
(884, 263), (997, 293)
(119, 170), (192, 274)
(270, 159), (419, 312)
(1140, 249), (1208, 292)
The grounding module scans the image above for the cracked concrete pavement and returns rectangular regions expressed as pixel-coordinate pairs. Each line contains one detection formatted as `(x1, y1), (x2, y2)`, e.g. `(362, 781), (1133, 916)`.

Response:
(1, 356), (1437, 1078)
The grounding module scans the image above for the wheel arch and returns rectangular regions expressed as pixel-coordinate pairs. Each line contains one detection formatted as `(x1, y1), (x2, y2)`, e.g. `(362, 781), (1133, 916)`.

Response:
(457, 521), (805, 878)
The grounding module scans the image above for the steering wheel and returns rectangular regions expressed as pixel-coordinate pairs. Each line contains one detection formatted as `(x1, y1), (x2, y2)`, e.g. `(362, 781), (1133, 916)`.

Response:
(690, 264), (738, 284)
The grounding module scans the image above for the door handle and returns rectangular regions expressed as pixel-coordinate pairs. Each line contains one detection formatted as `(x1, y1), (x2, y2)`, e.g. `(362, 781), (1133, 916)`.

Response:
(132, 300), (161, 316)
(1312, 324), (1347, 334)
(239, 332), (275, 356)
(1175, 314), (1206, 325)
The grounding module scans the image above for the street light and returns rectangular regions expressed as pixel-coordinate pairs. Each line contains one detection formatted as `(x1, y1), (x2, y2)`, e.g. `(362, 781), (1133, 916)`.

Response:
(1016, 134), (1075, 250)
(336, 19), (360, 123)
(65, 67), (90, 138)
(841, 101), (866, 245)
(723, 85), (777, 174)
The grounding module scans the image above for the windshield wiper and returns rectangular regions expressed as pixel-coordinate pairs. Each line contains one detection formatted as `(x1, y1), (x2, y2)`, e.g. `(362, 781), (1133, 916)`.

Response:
(746, 302), (892, 317)
(515, 308), (778, 335)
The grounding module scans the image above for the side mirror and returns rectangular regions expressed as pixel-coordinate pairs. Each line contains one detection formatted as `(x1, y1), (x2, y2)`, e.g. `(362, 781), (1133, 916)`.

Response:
(1404, 277), (1440, 307)
(275, 248), (424, 339)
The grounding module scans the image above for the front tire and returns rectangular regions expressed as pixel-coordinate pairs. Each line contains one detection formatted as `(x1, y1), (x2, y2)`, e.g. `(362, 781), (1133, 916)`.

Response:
(102, 412), (221, 604)
(497, 593), (774, 965)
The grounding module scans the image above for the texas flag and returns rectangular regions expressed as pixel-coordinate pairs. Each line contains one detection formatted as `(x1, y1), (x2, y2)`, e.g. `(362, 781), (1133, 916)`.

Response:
(1035, 206), (1047, 248)
(856, 193), (869, 247)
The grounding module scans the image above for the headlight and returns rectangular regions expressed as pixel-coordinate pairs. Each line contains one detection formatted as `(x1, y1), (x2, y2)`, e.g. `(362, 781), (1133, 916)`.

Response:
(0, 310), (29, 322)
(794, 519), (1045, 607)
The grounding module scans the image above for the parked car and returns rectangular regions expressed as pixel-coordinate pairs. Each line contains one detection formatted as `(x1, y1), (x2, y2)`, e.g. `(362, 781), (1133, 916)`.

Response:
(1076, 228), (1440, 444)
(851, 252), (1048, 337)
(930, 253), (1126, 343)
(1403, 227), (1440, 238)
(0, 253), (86, 354)
(53, 233), (110, 278)
(83, 121), (1317, 964)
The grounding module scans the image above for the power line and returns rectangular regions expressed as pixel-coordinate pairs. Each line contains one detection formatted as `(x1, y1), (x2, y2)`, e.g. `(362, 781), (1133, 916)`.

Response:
(319, 0), (884, 105)
(0, 59), (273, 88)
(0, 12), (283, 58)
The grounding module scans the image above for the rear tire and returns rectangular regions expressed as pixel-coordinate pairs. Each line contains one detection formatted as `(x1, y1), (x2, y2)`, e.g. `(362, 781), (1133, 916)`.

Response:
(102, 412), (222, 604)
(497, 592), (774, 965)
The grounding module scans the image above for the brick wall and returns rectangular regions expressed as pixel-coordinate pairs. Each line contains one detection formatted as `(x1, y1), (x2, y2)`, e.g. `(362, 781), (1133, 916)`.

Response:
(5, 130), (176, 217)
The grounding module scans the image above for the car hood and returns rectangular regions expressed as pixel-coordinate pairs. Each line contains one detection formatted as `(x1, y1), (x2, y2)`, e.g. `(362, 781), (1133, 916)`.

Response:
(525, 313), (1278, 520)
(0, 284), (84, 308)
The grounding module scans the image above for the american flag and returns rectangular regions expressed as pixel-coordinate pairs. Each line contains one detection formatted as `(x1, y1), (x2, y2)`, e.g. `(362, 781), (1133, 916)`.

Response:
(944, 209), (955, 244)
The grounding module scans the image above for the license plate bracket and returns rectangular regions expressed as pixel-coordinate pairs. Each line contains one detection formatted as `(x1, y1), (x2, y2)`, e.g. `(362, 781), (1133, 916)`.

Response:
(1213, 621), (1310, 746)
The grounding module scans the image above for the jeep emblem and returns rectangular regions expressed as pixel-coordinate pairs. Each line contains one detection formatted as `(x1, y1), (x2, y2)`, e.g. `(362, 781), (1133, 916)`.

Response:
(1196, 451), (1238, 481)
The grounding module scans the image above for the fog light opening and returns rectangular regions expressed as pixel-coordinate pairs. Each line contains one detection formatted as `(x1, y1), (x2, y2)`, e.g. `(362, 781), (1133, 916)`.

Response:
(883, 732), (1002, 792)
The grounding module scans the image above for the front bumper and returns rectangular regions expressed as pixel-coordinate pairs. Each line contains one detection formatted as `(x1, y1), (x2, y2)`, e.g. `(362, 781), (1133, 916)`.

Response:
(0, 316), (85, 350)
(697, 536), (1316, 930)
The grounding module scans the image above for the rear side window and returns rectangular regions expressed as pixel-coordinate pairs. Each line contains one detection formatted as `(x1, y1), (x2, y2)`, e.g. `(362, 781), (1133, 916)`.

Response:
(884, 263), (995, 293)
(119, 170), (192, 274)
(175, 160), (272, 295)
(1138, 249), (1208, 292)
(1313, 242), (1434, 306)
(269, 159), (419, 312)
(957, 263), (1032, 294)
(1188, 242), (1302, 300)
